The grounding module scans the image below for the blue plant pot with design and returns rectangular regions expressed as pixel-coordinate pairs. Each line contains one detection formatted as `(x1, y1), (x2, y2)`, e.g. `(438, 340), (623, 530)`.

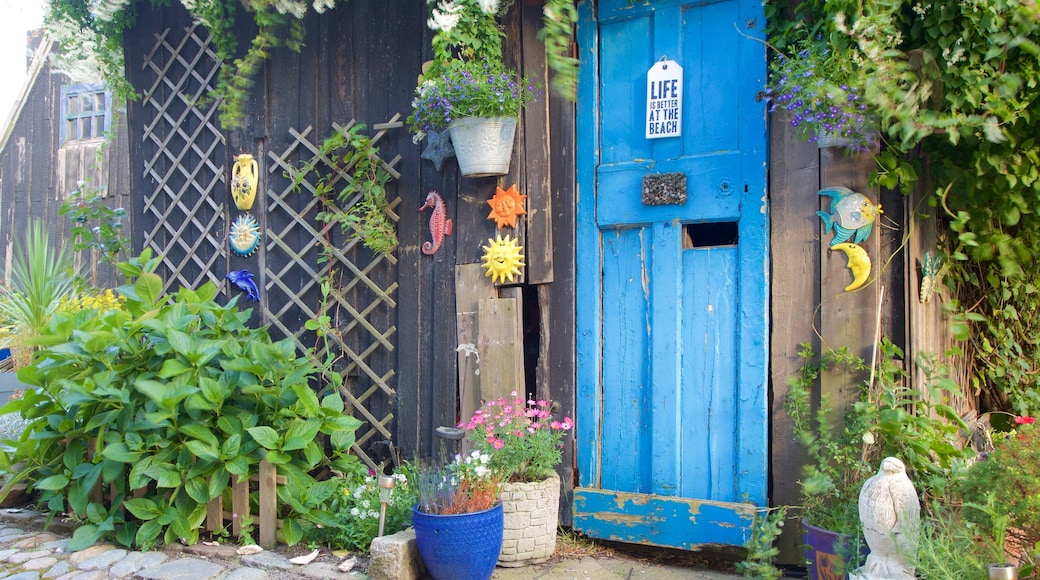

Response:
(802, 519), (868, 580)
(412, 502), (504, 580)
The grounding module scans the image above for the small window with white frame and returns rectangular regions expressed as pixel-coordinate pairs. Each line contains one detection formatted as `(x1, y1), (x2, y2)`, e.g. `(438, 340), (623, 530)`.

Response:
(60, 83), (111, 144)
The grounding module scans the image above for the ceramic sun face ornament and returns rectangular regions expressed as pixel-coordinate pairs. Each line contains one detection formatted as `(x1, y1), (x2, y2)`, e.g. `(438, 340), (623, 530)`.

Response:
(487, 184), (527, 228)
(229, 214), (261, 257)
(817, 186), (882, 246)
(231, 153), (259, 211)
(481, 233), (525, 284)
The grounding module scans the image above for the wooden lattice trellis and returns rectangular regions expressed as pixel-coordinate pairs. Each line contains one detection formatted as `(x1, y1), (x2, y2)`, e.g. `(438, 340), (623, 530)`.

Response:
(266, 118), (402, 469)
(139, 24), (226, 293)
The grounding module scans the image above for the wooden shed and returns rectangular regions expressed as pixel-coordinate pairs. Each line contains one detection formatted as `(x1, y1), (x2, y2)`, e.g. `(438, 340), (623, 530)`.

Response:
(55, 0), (963, 559)
(0, 29), (133, 289)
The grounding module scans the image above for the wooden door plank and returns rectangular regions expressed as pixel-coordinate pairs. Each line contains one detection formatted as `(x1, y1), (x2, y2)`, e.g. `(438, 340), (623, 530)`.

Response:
(456, 264), (497, 425)
(767, 109), (821, 564)
(477, 297), (523, 402)
(573, 488), (754, 550)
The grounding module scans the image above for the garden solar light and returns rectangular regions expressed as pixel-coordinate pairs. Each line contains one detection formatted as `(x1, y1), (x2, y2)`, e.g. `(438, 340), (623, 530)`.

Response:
(377, 475), (395, 537)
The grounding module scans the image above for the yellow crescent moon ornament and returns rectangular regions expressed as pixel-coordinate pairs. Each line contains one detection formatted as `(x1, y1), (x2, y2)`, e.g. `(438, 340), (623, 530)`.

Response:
(830, 242), (871, 291)
(231, 154), (259, 211)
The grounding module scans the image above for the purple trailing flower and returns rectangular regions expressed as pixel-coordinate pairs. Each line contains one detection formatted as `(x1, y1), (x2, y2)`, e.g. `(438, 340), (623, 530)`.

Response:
(765, 36), (876, 149)
(407, 59), (537, 142)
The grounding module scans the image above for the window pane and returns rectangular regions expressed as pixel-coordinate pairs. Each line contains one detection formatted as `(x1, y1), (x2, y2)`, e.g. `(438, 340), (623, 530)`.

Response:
(82, 95), (93, 113)
(81, 117), (92, 139)
(67, 94), (79, 115)
(94, 92), (105, 111)
(66, 119), (77, 141)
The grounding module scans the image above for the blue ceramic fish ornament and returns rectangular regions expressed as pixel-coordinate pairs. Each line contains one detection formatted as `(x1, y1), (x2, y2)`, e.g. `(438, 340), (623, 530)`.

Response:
(226, 269), (260, 301)
(817, 186), (883, 246)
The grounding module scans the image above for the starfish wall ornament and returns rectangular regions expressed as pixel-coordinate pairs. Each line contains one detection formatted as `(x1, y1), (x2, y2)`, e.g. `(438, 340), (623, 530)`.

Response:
(486, 184), (527, 228)
(421, 130), (455, 172)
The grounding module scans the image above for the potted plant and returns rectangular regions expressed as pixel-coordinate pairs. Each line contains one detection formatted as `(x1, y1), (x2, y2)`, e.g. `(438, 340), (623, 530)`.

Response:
(787, 341), (975, 579)
(412, 450), (505, 580)
(765, 32), (876, 150)
(460, 391), (572, 567)
(409, 0), (536, 177)
(785, 345), (873, 579)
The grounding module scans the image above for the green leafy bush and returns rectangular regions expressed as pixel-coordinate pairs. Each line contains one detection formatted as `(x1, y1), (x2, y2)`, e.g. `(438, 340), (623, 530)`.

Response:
(958, 418), (1040, 559)
(786, 340), (974, 534)
(0, 253), (362, 551)
(311, 465), (418, 552)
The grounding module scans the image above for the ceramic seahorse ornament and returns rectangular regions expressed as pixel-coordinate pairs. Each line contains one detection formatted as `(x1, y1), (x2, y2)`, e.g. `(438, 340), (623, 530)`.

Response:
(419, 191), (453, 255)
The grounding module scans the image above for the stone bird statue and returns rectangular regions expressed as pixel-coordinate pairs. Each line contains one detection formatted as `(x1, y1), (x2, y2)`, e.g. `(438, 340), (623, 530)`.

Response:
(851, 457), (920, 580)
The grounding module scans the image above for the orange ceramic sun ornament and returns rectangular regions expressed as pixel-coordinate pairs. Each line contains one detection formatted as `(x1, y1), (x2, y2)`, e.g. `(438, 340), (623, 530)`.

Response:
(486, 184), (527, 228)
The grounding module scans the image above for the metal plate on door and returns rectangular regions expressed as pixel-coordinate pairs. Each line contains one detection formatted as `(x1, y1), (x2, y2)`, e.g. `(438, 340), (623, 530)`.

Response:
(642, 172), (687, 205)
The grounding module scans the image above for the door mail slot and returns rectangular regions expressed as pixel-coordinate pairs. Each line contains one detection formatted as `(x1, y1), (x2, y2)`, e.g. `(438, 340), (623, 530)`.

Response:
(684, 221), (739, 248)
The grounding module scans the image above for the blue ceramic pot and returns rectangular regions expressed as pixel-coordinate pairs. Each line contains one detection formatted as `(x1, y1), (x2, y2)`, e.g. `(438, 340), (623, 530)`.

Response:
(412, 502), (504, 580)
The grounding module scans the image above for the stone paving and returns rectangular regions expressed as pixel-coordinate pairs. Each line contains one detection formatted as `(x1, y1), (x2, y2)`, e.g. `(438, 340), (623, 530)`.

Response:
(0, 507), (743, 580)
(0, 508), (362, 580)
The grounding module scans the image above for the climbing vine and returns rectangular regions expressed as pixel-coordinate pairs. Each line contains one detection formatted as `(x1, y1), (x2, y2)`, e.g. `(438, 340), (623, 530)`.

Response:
(293, 123), (398, 256)
(766, 0), (1040, 413)
(46, 0), (578, 131)
(47, 0), (323, 129)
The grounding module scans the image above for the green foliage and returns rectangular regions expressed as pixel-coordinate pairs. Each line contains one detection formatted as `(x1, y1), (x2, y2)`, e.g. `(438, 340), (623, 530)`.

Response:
(909, 501), (1007, 580)
(0, 258), (362, 550)
(737, 506), (786, 580)
(46, 0), (329, 130)
(310, 466), (418, 552)
(296, 123), (398, 256)
(539, 0), (579, 99)
(767, 0), (1040, 414)
(427, 0), (508, 67)
(785, 341), (974, 534)
(0, 221), (81, 362)
(60, 183), (130, 285)
(958, 420), (1040, 557)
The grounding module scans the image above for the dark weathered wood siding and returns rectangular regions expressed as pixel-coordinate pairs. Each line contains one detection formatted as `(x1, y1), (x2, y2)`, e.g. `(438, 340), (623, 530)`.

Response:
(122, 0), (576, 518)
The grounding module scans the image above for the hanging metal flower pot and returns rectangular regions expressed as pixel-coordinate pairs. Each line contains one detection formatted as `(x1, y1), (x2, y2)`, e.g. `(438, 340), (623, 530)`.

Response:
(448, 116), (517, 178)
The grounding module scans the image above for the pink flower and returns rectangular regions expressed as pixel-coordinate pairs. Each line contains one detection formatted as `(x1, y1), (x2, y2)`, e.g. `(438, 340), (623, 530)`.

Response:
(1015, 416), (1036, 425)
(492, 438), (504, 449)
(561, 417), (573, 430)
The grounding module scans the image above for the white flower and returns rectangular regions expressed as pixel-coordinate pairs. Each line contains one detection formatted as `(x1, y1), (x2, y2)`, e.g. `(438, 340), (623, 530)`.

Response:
(312, 0), (336, 13)
(429, 0), (462, 31)
(349, 507), (360, 517)
(862, 431), (875, 445)
(477, 0), (499, 15)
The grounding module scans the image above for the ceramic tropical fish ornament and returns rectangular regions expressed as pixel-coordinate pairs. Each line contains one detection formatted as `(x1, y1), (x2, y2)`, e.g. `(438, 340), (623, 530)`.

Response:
(231, 154), (259, 211)
(817, 186), (882, 246)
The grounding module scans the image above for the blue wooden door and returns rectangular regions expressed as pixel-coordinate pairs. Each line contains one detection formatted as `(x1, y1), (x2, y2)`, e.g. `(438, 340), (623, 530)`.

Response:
(574, 0), (769, 549)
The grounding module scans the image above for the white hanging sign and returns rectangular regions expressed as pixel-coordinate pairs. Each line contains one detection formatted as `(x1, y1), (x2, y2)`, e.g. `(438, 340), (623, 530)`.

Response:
(645, 58), (683, 139)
